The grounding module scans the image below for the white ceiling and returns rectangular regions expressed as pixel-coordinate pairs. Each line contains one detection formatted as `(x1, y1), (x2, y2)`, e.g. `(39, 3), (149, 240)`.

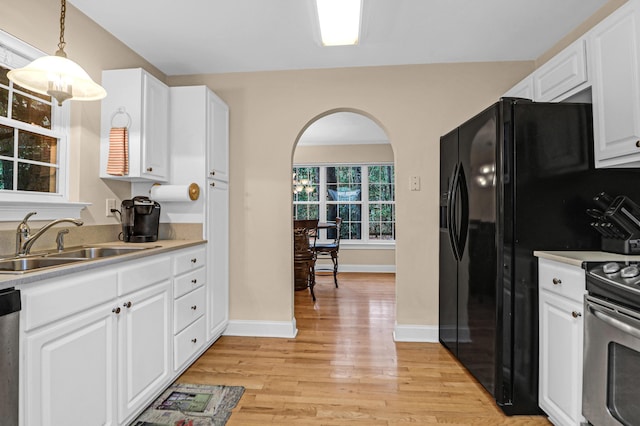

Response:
(68, 0), (609, 76)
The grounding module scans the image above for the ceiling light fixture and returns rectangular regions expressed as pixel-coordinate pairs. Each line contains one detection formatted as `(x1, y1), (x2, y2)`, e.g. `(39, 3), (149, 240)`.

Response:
(316, 0), (362, 46)
(7, 0), (106, 106)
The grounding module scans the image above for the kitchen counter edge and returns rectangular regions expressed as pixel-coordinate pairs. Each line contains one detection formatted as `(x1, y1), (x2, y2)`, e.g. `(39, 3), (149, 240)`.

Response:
(534, 250), (640, 268)
(0, 239), (206, 291)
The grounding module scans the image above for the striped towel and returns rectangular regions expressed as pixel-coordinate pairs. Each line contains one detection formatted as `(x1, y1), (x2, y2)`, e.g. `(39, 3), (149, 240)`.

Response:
(106, 127), (129, 176)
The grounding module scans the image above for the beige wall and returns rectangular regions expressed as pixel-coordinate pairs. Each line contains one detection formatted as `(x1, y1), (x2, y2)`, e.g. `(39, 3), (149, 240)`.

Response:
(294, 142), (396, 269)
(5, 1), (620, 329)
(0, 0), (164, 231)
(168, 63), (534, 324)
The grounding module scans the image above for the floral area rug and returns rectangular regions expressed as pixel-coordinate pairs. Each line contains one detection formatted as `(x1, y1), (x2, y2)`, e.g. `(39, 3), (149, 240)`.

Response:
(131, 383), (245, 426)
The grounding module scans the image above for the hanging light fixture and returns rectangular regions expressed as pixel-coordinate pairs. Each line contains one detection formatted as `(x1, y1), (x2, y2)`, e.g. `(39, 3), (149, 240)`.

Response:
(7, 0), (106, 106)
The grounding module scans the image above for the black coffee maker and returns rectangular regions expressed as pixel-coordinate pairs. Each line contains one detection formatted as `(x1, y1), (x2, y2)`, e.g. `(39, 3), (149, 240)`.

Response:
(121, 196), (161, 242)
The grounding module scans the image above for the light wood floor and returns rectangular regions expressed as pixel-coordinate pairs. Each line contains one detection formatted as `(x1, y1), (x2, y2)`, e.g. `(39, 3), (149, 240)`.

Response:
(178, 273), (551, 425)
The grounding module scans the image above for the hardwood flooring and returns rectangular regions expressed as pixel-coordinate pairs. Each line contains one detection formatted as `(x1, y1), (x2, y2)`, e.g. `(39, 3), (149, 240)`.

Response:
(177, 273), (551, 425)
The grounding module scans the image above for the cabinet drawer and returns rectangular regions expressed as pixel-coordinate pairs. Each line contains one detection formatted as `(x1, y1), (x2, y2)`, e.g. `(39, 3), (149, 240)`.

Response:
(538, 258), (586, 302)
(118, 255), (171, 296)
(174, 286), (205, 334)
(174, 316), (206, 371)
(22, 269), (117, 331)
(173, 246), (206, 276)
(174, 268), (206, 299)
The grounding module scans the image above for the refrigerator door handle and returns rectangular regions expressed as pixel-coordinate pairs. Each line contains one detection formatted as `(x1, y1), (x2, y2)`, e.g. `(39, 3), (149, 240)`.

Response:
(448, 163), (461, 260)
(456, 164), (469, 256)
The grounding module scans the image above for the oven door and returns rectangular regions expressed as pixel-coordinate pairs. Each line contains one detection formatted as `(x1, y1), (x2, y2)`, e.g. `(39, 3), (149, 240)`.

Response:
(583, 295), (640, 426)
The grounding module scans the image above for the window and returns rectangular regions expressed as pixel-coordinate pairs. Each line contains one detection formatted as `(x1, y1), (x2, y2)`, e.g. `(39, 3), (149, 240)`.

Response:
(0, 30), (68, 202)
(293, 164), (395, 243)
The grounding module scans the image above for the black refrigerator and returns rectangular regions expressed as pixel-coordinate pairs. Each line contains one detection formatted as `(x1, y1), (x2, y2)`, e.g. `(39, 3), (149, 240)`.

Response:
(439, 98), (640, 415)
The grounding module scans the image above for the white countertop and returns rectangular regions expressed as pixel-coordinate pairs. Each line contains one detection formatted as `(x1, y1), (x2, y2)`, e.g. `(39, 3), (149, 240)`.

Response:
(0, 239), (206, 291)
(534, 250), (640, 268)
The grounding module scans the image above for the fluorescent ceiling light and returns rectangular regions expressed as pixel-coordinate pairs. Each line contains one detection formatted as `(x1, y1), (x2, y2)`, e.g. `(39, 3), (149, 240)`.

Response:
(316, 0), (362, 46)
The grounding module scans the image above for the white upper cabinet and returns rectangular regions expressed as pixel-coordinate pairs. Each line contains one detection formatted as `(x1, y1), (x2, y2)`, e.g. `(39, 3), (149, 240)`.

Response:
(503, 75), (534, 99)
(589, 0), (640, 167)
(207, 91), (230, 182)
(534, 39), (588, 102)
(100, 68), (169, 182)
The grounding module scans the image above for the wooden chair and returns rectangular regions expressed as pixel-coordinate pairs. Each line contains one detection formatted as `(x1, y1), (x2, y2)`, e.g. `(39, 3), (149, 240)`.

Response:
(314, 217), (341, 287)
(293, 219), (318, 301)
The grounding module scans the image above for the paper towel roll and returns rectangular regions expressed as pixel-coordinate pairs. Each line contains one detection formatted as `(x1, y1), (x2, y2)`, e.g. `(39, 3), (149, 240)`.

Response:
(150, 183), (200, 202)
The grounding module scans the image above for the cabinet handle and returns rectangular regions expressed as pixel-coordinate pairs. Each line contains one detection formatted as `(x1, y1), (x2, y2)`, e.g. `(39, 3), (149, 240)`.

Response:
(636, 140), (640, 148)
(112, 307), (121, 314)
(191, 338), (197, 343)
(191, 258), (197, 263)
(123, 301), (132, 309)
(210, 182), (216, 187)
(191, 279), (197, 284)
(191, 305), (197, 310)
(146, 167), (153, 172)
(572, 311), (582, 318)
(552, 278), (562, 285)
(210, 170), (216, 176)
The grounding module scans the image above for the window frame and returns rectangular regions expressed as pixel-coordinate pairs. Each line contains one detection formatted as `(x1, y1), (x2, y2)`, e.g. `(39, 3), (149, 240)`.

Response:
(293, 162), (395, 246)
(0, 29), (87, 220)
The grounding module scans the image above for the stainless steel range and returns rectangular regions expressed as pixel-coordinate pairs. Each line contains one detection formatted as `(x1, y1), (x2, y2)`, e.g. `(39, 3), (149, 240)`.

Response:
(583, 261), (640, 426)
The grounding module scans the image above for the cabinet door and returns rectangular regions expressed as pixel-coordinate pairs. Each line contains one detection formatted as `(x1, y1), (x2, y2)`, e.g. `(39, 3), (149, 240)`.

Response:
(141, 72), (169, 180)
(539, 290), (585, 426)
(23, 305), (117, 426)
(117, 281), (172, 424)
(535, 39), (588, 102)
(590, 2), (640, 167)
(207, 91), (229, 182)
(207, 179), (229, 341)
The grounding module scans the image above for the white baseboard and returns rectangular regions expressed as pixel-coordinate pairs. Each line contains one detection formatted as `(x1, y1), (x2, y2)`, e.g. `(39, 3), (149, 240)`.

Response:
(223, 319), (298, 338)
(393, 323), (439, 342)
(314, 264), (396, 273)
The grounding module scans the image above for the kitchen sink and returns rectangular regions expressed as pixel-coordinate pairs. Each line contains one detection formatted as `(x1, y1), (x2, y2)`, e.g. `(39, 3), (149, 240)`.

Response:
(48, 245), (159, 259)
(0, 257), (84, 274)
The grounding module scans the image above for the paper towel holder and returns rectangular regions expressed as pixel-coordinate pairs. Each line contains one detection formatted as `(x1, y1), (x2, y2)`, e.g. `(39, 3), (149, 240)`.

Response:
(150, 182), (200, 201)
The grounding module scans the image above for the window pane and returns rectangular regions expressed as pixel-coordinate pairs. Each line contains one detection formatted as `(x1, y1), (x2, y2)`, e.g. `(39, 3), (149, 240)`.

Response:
(0, 66), (8, 87)
(17, 162), (56, 192)
(12, 92), (52, 129)
(18, 131), (57, 164)
(0, 159), (13, 190)
(0, 87), (7, 118)
(0, 124), (13, 156)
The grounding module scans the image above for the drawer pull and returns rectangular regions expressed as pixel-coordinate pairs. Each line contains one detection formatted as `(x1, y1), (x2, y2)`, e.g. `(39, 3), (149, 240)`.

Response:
(210, 182), (216, 187)
(146, 167), (153, 172)
(191, 305), (197, 310)
(112, 307), (121, 315)
(191, 279), (197, 284)
(210, 170), (216, 176)
(572, 311), (582, 318)
(191, 338), (197, 343)
(636, 140), (640, 148)
(123, 301), (132, 309)
(191, 258), (197, 264)
(552, 278), (562, 285)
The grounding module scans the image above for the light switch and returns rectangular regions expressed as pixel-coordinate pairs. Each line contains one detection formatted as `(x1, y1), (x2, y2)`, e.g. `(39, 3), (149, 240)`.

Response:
(410, 176), (421, 191)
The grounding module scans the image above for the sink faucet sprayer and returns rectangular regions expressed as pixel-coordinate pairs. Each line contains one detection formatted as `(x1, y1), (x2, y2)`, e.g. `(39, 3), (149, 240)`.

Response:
(16, 212), (83, 256)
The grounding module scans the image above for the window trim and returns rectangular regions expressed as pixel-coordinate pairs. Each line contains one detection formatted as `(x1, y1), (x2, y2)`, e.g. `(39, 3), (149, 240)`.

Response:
(293, 162), (395, 244)
(0, 30), (88, 220)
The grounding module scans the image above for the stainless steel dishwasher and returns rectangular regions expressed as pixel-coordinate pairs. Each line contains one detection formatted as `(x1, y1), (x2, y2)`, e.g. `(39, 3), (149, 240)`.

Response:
(0, 287), (21, 424)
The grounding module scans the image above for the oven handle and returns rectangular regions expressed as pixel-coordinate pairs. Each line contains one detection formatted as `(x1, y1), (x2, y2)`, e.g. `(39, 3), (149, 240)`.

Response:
(587, 300), (640, 340)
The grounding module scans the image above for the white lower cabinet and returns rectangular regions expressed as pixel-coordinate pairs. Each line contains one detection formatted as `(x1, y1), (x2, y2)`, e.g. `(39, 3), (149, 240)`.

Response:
(19, 244), (217, 426)
(538, 258), (586, 426)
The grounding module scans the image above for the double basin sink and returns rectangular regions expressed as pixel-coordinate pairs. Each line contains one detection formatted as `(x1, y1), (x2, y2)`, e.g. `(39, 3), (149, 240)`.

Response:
(0, 246), (160, 274)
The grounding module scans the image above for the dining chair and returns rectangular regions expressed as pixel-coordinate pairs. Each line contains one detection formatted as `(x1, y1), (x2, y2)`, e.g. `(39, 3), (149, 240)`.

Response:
(293, 219), (319, 301)
(314, 217), (341, 287)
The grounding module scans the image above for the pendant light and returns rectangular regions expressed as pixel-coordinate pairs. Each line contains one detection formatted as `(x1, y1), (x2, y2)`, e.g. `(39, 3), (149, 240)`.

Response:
(7, 0), (106, 106)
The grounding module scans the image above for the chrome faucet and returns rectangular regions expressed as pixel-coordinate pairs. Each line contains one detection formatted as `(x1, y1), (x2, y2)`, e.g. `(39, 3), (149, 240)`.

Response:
(16, 212), (83, 256)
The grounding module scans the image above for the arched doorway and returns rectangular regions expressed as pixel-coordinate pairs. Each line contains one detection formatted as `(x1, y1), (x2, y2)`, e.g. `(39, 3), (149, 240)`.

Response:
(291, 109), (396, 304)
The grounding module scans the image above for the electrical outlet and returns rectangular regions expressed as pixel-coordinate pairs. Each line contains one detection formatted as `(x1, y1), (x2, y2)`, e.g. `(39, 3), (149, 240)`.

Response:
(410, 176), (421, 191)
(106, 198), (116, 217)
